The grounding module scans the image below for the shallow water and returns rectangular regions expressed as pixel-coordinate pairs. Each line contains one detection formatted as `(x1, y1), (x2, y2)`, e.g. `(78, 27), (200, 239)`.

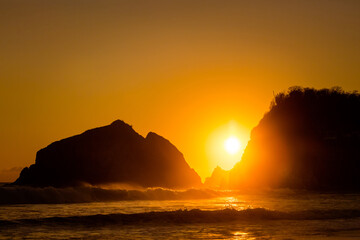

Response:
(0, 188), (359, 239)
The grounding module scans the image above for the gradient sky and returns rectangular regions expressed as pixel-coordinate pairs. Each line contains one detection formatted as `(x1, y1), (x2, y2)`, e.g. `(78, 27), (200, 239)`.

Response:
(1, 0), (359, 181)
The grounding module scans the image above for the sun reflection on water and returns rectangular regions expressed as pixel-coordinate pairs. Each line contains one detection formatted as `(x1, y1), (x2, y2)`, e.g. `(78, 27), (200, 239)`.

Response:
(233, 231), (249, 239)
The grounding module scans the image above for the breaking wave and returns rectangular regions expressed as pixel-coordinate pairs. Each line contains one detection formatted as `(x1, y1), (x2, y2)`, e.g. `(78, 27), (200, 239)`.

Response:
(0, 186), (222, 204)
(1, 208), (360, 227)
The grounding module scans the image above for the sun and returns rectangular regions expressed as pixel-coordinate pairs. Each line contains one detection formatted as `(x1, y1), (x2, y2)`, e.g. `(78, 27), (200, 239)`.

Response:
(224, 136), (241, 155)
(206, 121), (249, 171)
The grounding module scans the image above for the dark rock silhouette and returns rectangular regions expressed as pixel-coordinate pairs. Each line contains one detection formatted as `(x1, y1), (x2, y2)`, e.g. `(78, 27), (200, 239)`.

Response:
(13, 120), (202, 188)
(227, 87), (360, 190)
(204, 166), (229, 189)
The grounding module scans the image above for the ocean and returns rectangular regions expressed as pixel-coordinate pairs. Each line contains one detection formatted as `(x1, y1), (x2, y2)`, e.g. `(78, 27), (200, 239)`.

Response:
(0, 185), (359, 239)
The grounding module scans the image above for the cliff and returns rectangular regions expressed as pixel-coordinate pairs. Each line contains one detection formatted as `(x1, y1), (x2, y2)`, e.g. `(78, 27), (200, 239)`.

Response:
(228, 87), (360, 190)
(13, 120), (202, 188)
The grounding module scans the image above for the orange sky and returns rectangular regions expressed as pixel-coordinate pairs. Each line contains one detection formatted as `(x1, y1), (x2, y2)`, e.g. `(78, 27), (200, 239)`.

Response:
(1, 0), (360, 182)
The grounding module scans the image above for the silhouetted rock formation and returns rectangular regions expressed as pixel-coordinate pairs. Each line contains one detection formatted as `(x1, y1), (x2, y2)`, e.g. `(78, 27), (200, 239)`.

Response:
(228, 87), (360, 190)
(13, 120), (202, 188)
(204, 166), (229, 189)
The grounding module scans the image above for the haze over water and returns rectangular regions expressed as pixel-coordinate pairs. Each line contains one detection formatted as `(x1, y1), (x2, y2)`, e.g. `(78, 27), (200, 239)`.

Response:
(1, 187), (360, 239)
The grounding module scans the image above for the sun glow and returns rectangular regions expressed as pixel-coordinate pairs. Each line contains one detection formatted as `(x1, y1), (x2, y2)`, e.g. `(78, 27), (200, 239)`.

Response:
(224, 137), (240, 155)
(206, 121), (249, 171)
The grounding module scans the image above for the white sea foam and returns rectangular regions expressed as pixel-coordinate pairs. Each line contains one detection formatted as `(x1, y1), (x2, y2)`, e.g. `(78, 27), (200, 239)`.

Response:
(0, 186), (222, 204)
